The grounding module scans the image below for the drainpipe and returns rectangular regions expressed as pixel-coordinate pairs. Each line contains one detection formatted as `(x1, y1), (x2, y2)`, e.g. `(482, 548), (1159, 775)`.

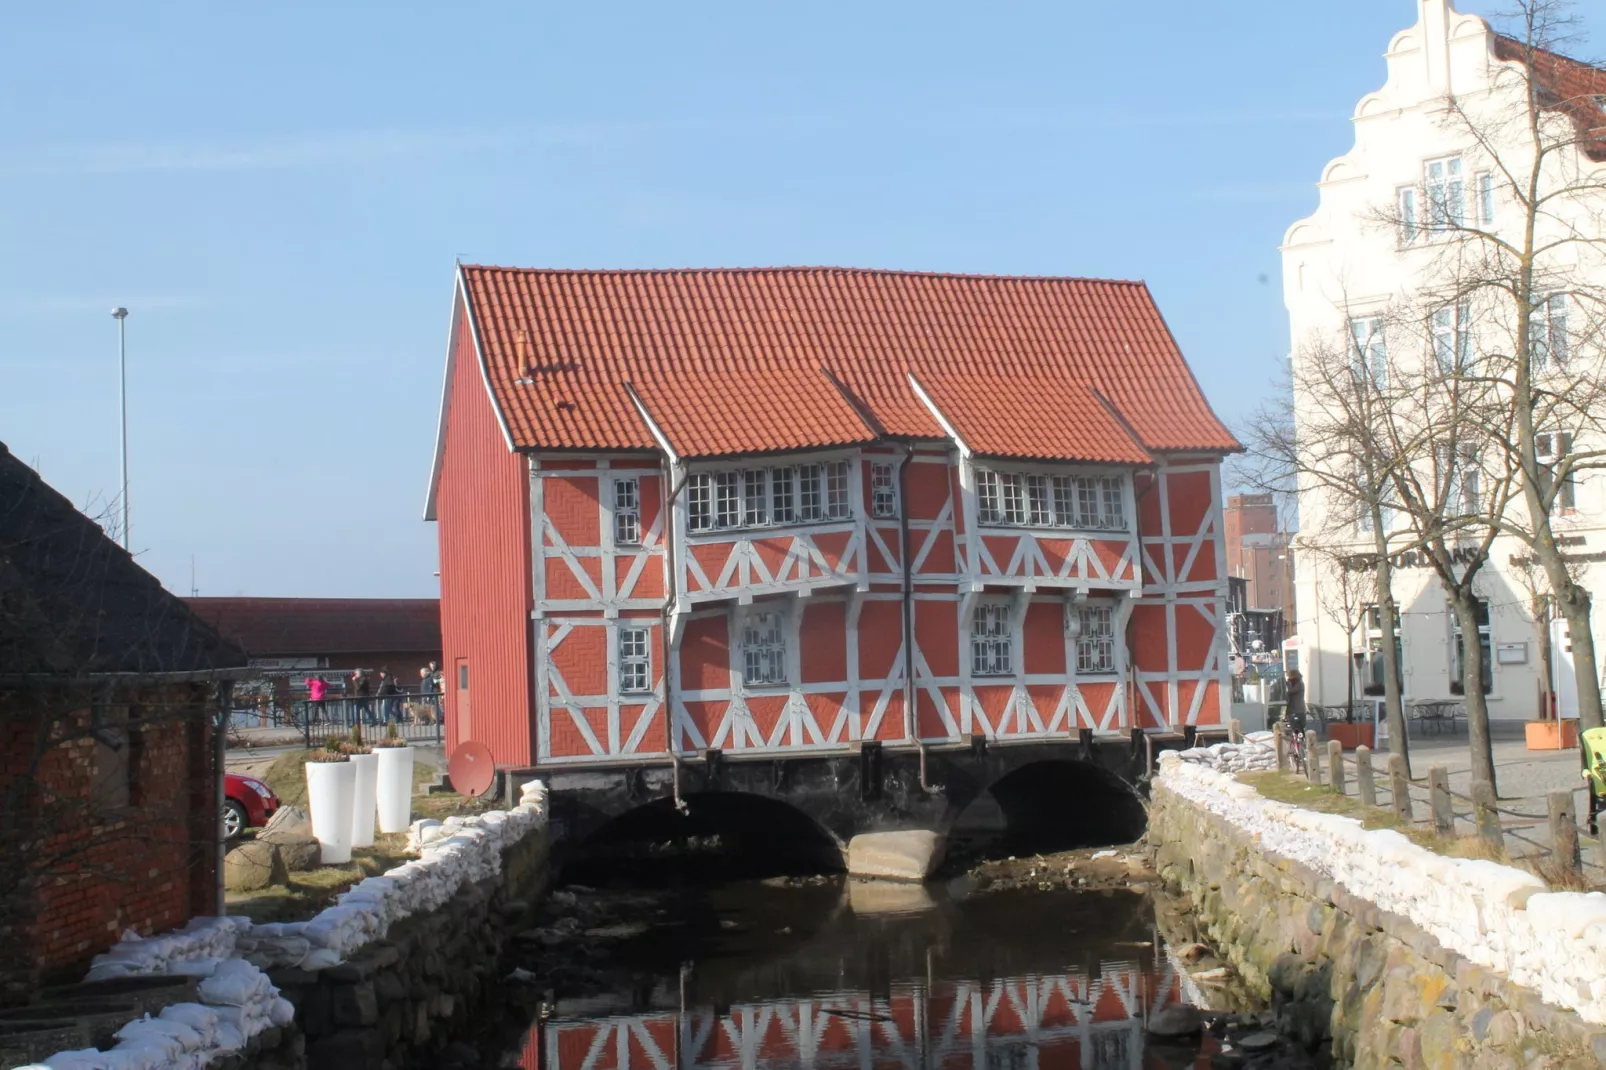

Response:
(214, 680), (232, 916)
(659, 459), (690, 813)
(897, 447), (940, 794)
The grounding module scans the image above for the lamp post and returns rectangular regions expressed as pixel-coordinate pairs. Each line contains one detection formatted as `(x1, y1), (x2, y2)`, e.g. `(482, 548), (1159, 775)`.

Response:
(112, 307), (129, 550)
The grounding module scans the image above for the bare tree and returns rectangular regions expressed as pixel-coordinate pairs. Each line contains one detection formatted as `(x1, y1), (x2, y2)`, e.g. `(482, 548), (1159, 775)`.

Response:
(1372, 0), (1606, 729)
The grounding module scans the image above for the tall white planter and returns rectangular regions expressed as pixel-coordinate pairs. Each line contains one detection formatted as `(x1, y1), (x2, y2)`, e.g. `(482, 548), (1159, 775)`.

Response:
(375, 745), (415, 834)
(305, 759), (356, 865)
(349, 752), (379, 848)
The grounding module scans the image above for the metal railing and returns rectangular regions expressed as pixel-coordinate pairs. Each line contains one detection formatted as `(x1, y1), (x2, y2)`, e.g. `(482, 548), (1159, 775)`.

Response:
(227, 695), (444, 747)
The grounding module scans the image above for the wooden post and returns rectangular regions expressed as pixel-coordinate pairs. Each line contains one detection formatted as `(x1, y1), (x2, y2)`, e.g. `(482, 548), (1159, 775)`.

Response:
(1429, 766), (1453, 836)
(1389, 754), (1413, 821)
(1229, 718), (1243, 744)
(1275, 723), (1288, 773)
(1355, 745), (1376, 808)
(1327, 740), (1345, 795)
(1549, 791), (1582, 877)
(1471, 781), (1502, 852)
(1305, 730), (1321, 785)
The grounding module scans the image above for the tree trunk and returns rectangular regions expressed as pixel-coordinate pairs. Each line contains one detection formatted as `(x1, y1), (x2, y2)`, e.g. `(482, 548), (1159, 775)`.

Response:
(1375, 551), (1410, 777)
(1557, 581), (1602, 730)
(1449, 592), (1498, 793)
(1534, 594), (1554, 721)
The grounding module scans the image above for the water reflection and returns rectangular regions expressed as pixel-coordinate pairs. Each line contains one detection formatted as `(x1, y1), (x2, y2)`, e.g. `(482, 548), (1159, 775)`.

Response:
(500, 883), (1228, 1070)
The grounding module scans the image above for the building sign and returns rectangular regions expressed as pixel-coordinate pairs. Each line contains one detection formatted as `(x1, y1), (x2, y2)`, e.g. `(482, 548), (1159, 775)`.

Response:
(248, 657), (326, 671)
(1341, 546), (1485, 572)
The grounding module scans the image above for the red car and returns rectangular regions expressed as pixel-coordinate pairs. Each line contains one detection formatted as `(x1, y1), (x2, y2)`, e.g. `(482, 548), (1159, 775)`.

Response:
(223, 772), (280, 840)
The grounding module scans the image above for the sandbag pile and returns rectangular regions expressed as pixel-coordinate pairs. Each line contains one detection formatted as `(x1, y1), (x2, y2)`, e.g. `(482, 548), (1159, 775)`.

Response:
(1156, 754), (1606, 1025)
(83, 917), (249, 983)
(22, 960), (293, 1069)
(1171, 733), (1278, 774)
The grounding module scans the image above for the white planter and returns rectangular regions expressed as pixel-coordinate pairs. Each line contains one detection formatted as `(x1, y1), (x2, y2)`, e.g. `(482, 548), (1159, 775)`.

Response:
(375, 745), (415, 834)
(349, 752), (379, 848)
(305, 759), (356, 864)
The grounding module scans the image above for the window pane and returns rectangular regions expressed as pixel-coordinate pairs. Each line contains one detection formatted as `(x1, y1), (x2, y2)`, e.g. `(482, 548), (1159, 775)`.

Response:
(825, 460), (852, 519)
(715, 472), (740, 528)
(1099, 477), (1125, 529)
(871, 462), (897, 518)
(1077, 606), (1115, 673)
(688, 473), (713, 532)
(1026, 475), (1051, 526)
(743, 470), (768, 527)
(1000, 474), (1025, 525)
(977, 469), (1002, 524)
(742, 611), (787, 686)
(798, 464), (823, 521)
(1478, 172), (1495, 225)
(619, 628), (651, 693)
(771, 467), (795, 523)
(1398, 187), (1417, 243)
(613, 478), (642, 545)
(1052, 476), (1074, 526)
(971, 603), (1012, 676)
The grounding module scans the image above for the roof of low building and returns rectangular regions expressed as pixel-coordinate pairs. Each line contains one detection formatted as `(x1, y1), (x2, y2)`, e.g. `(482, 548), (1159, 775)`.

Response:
(1493, 35), (1606, 162)
(184, 597), (441, 659)
(456, 265), (1238, 463)
(0, 442), (246, 678)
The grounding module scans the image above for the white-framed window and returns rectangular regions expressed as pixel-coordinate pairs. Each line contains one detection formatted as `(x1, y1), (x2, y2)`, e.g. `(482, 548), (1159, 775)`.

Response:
(976, 468), (1126, 531)
(714, 471), (740, 529)
(870, 462), (897, 518)
(613, 478), (641, 545)
(1397, 186), (1419, 244)
(1076, 604), (1116, 674)
(970, 602), (1012, 677)
(1350, 316), (1387, 389)
(1441, 446), (1481, 518)
(1536, 432), (1577, 513)
(742, 470), (767, 527)
(1430, 302), (1472, 375)
(1530, 294), (1569, 370)
(741, 610), (788, 687)
(771, 466), (795, 524)
(1425, 155), (1465, 233)
(977, 468), (1002, 524)
(798, 464), (823, 522)
(1476, 170), (1496, 226)
(618, 627), (651, 693)
(687, 473), (714, 533)
(1449, 598), (1493, 696)
(1360, 604), (1403, 698)
(1355, 479), (1396, 535)
(825, 460), (852, 520)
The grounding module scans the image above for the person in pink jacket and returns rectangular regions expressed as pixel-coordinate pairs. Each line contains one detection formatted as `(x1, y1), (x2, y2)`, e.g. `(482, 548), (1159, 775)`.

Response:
(306, 675), (328, 722)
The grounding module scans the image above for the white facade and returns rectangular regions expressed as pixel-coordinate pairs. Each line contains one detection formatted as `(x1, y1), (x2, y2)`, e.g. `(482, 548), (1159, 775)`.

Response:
(1281, 0), (1606, 718)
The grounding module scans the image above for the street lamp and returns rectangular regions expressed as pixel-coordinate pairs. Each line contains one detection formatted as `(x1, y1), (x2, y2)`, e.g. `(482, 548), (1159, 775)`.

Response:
(111, 307), (129, 550)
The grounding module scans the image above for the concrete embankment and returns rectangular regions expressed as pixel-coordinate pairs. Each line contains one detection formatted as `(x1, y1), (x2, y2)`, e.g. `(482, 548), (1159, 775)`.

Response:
(1150, 741), (1606, 1069)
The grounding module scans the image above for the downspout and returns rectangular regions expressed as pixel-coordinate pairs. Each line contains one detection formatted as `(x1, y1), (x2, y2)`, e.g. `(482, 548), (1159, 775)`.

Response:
(214, 680), (232, 916)
(898, 446), (939, 793)
(659, 460), (690, 813)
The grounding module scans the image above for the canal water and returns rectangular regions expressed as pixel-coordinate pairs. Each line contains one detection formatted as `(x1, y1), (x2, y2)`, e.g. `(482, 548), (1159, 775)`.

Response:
(464, 874), (1313, 1070)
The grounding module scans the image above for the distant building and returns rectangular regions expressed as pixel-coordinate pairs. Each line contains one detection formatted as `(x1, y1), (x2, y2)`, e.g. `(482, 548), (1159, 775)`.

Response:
(185, 597), (441, 677)
(0, 442), (245, 1002)
(425, 265), (1238, 769)
(1224, 494), (1295, 630)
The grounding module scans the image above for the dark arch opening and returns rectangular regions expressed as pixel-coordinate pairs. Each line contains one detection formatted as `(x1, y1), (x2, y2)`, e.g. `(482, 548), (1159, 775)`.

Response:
(967, 760), (1146, 857)
(561, 792), (846, 887)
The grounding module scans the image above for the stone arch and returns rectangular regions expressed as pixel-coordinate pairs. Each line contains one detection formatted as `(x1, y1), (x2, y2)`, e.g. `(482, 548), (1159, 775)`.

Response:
(950, 758), (1148, 855)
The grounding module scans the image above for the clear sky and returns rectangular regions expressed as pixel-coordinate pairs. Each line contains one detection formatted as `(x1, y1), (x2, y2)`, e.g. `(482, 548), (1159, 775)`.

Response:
(3, 1), (1599, 598)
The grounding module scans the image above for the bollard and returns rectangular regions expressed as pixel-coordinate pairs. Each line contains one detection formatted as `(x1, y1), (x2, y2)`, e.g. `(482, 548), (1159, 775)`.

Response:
(1275, 723), (1288, 773)
(1355, 746), (1376, 808)
(1471, 781), (1502, 851)
(1229, 718), (1243, 744)
(1327, 740), (1345, 795)
(1389, 754), (1413, 821)
(1429, 766), (1453, 836)
(1549, 791), (1582, 877)
(1305, 731), (1321, 785)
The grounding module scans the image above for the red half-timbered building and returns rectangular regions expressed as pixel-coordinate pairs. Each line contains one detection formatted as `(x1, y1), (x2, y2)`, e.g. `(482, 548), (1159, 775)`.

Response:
(425, 266), (1237, 770)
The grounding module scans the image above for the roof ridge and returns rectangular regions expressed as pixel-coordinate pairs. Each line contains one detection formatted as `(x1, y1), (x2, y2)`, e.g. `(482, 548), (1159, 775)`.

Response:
(459, 263), (1150, 288)
(1492, 32), (1606, 78)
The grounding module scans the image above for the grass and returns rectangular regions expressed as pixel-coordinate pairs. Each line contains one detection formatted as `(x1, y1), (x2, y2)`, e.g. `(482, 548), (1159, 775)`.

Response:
(229, 747), (494, 922)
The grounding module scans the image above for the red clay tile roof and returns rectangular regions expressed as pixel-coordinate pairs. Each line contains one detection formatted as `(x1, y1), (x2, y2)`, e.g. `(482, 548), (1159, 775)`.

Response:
(184, 598), (441, 658)
(458, 266), (1237, 460)
(1493, 36), (1606, 162)
(912, 371), (1152, 465)
(628, 366), (878, 459)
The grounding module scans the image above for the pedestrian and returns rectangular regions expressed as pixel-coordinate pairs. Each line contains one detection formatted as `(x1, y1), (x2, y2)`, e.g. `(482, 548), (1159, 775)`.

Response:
(354, 669), (375, 726)
(378, 668), (401, 725)
(1285, 669), (1307, 737)
(307, 674), (328, 723)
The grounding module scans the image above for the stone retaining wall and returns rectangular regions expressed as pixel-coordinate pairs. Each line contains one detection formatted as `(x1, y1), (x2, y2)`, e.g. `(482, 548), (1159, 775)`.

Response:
(1151, 748), (1606, 1069)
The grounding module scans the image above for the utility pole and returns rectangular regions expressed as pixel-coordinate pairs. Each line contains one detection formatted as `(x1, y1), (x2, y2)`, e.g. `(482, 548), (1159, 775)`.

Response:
(112, 307), (129, 549)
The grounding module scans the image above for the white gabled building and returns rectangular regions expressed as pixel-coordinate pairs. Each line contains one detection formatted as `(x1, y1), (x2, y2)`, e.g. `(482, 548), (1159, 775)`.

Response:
(1281, 0), (1606, 719)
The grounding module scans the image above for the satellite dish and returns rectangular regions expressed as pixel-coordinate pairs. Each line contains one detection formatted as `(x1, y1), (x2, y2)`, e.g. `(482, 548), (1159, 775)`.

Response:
(448, 740), (497, 798)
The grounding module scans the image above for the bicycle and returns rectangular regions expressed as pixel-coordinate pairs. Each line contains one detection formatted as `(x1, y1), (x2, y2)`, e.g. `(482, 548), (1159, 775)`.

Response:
(1277, 718), (1308, 775)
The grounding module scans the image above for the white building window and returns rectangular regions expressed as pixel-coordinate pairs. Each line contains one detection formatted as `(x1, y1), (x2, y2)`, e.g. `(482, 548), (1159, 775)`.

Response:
(742, 470), (767, 527)
(971, 602), (1012, 677)
(1026, 474), (1052, 526)
(1052, 476), (1075, 524)
(1350, 316), (1387, 389)
(1431, 302), (1471, 375)
(619, 628), (651, 693)
(977, 468), (1126, 531)
(1360, 605), (1402, 698)
(1476, 171), (1496, 226)
(714, 471), (740, 529)
(1441, 446), (1481, 518)
(825, 460), (852, 520)
(1076, 605), (1116, 674)
(688, 473), (714, 532)
(1425, 155), (1465, 233)
(1099, 477), (1124, 529)
(1397, 186), (1419, 244)
(741, 610), (788, 686)
(613, 478), (641, 545)
(1449, 599), (1493, 696)
(977, 468), (1002, 524)
(999, 473), (1026, 525)
(798, 464), (823, 522)
(1530, 294), (1569, 370)
(1537, 432), (1577, 513)
(870, 462), (897, 518)
(771, 467), (795, 524)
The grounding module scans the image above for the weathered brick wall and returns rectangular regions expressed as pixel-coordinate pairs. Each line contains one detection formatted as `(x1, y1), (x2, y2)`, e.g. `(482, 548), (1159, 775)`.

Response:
(2, 683), (218, 1002)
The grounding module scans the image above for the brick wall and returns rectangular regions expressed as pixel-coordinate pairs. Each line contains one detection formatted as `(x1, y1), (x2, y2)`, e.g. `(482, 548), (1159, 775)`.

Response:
(0, 682), (220, 1004)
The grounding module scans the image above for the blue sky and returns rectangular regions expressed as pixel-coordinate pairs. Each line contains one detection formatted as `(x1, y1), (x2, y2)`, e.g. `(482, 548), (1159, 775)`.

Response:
(3, 1), (1599, 598)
